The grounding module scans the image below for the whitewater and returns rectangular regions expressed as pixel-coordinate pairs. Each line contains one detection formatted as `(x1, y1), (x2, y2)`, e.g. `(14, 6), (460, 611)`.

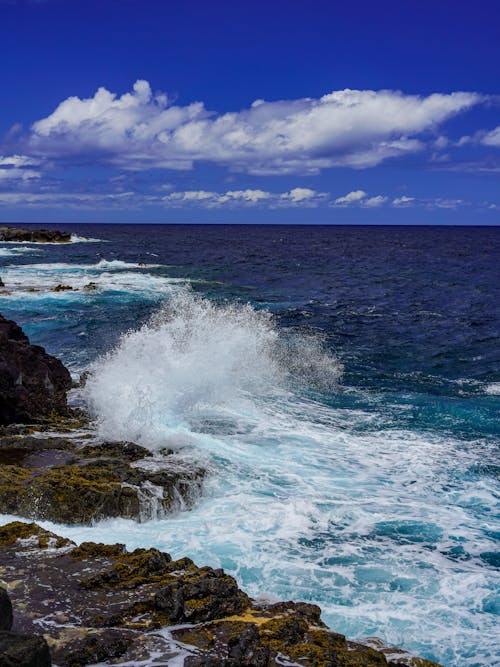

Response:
(0, 224), (498, 667)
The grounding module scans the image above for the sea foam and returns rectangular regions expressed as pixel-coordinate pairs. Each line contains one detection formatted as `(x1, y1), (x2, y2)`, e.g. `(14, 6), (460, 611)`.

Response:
(80, 293), (500, 667)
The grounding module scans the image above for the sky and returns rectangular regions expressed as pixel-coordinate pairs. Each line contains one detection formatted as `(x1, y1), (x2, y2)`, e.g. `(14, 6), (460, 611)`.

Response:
(0, 0), (499, 224)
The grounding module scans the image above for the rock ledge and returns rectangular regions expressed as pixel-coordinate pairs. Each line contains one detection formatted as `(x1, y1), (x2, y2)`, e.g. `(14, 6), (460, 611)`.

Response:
(0, 521), (442, 667)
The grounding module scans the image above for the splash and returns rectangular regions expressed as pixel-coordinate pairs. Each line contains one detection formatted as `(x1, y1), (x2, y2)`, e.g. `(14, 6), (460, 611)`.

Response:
(84, 291), (342, 446)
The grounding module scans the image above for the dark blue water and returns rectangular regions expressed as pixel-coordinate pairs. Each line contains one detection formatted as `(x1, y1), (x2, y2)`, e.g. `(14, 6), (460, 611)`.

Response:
(0, 224), (498, 666)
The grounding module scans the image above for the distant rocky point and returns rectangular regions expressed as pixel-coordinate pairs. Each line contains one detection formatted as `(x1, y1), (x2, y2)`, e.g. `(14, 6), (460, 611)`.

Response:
(0, 225), (71, 243)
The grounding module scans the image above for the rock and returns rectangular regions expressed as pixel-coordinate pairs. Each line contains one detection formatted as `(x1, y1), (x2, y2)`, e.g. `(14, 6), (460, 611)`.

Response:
(0, 434), (204, 523)
(0, 589), (12, 632)
(0, 226), (71, 243)
(0, 521), (443, 667)
(51, 285), (72, 292)
(0, 278), (4, 288)
(0, 315), (72, 425)
(53, 629), (131, 667)
(0, 522), (446, 667)
(0, 521), (72, 549)
(0, 632), (51, 667)
(78, 440), (153, 462)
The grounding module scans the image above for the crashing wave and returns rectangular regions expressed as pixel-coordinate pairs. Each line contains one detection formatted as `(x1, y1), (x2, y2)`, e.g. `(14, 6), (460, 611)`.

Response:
(84, 291), (342, 446)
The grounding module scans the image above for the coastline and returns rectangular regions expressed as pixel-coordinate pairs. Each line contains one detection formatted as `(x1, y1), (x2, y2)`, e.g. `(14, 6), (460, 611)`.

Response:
(0, 310), (441, 666)
(0, 223), (498, 666)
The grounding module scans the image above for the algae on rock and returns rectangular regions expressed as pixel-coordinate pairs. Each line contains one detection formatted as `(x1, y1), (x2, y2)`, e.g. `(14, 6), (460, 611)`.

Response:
(0, 521), (443, 667)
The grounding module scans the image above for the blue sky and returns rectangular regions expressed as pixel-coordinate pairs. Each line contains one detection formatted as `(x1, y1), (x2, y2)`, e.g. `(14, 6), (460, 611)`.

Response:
(0, 0), (499, 224)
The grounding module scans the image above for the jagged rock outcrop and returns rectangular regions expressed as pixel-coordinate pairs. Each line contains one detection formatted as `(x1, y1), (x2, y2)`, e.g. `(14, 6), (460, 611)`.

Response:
(0, 521), (442, 667)
(0, 226), (71, 243)
(0, 315), (72, 425)
(0, 434), (205, 523)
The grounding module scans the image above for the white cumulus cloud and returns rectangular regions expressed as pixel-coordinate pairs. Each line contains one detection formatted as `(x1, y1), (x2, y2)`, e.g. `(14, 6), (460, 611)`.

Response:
(362, 195), (388, 207)
(480, 126), (500, 147)
(161, 187), (325, 207)
(333, 190), (367, 206)
(25, 80), (483, 175)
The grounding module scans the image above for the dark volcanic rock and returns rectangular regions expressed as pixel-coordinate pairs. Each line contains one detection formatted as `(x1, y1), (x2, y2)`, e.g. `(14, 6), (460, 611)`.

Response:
(0, 632), (51, 667)
(0, 521), (442, 667)
(0, 589), (12, 632)
(0, 226), (71, 243)
(0, 434), (204, 523)
(51, 285), (73, 292)
(0, 316), (72, 425)
(54, 630), (131, 667)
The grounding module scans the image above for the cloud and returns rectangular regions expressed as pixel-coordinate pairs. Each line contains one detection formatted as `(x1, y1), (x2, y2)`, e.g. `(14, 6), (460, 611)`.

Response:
(24, 80), (483, 175)
(0, 154), (42, 180)
(333, 191), (387, 207)
(0, 181), (494, 212)
(331, 190), (471, 210)
(0, 191), (136, 208)
(334, 190), (367, 206)
(362, 195), (388, 207)
(393, 195), (416, 207)
(161, 187), (326, 208)
(480, 126), (500, 147)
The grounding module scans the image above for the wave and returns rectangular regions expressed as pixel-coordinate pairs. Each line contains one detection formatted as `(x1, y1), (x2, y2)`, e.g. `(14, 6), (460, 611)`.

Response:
(84, 292), (342, 446)
(70, 234), (107, 243)
(484, 382), (500, 395)
(0, 259), (179, 299)
(0, 246), (40, 257)
(9, 259), (162, 271)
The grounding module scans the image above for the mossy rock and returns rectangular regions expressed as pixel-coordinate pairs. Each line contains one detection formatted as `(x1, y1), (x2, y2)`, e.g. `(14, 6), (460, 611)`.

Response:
(0, 522), (443, 667)
(0, 428), (205, 524)
(78, 545), (249, 626)
(0, 521), (72, 549)
(71, 541), (127, 560)
(0, 463), (140, 524)
(78, 441), (152, 462)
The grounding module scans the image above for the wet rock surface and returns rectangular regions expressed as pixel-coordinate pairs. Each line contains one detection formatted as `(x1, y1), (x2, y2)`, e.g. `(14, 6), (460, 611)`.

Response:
(0, 587), (50, 667)
(0, 589), (12, 632)
(0, 226), (71, 243)
(0, 429), (205, 524)
(0, 315), (72, 426)
(0, 521), (442, 667)
(0, 631), (51, 667)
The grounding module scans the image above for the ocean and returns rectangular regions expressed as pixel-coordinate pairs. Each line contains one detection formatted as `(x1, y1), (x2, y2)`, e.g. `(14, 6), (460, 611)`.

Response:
(0, 224), (498, 666)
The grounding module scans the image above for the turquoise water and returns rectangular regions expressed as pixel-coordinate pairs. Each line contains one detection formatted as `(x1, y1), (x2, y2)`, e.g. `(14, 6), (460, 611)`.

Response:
(0, 224), (498, 666)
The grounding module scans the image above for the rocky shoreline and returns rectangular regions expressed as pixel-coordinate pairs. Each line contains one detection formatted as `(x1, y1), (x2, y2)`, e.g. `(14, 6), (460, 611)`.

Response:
(0, 521), (440, 667)
(0, 226), (71, 243)
(0, 315), (442, 666)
